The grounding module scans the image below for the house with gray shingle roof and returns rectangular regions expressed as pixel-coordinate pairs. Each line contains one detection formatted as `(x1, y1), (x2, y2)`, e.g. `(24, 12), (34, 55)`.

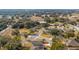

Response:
(66, 39), (79, 50)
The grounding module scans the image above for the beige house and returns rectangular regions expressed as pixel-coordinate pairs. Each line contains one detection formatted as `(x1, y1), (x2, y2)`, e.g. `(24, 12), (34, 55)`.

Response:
(30, 16), (44, 22)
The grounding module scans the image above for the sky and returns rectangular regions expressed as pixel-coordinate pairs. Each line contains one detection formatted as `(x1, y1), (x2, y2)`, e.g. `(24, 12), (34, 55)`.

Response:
(0, 0), (79, 9)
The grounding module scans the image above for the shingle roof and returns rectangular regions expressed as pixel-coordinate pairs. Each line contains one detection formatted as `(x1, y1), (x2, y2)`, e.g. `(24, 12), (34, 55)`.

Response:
(68, 39), (79, 46)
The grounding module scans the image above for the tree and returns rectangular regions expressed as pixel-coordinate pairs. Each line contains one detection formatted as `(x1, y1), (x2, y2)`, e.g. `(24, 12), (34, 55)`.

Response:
(0, 35), (22, 50)
(25, 21), (40, 29)
(12, 23), (24, 29)
(0, 23), (7, 31)
(51, 17), (59, 23)
(41, 23), (49, 27)
(4, 36), (22, 50)
(69, 21), (77, 25)
(0, 36), (9, 48)
(51, 37), (65, 50)
(11, 29), (20, 36)
(44, 16), (51, 23)
(63, 30), (75, 38)
(49, 28), (62, 36)
(75, 32), (79, 43)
